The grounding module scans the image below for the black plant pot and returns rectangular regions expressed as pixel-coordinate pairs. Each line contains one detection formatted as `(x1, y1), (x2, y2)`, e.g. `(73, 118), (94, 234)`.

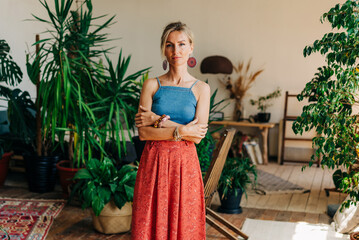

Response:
(257, 112), (271, 123)
(24, 155), (59, 193)
(132, 136), (146, 162)
(218, 187), (243, 214)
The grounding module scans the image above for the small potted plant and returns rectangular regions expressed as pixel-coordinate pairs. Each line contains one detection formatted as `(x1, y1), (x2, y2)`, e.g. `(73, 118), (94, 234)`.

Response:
(250, 88), (281, 122)
(69, 157), (137, 234)
(218, 155), (257, 214)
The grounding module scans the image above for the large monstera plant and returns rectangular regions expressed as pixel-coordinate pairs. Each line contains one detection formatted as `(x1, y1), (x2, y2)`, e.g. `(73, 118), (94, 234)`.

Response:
(293, 0), (359, 208)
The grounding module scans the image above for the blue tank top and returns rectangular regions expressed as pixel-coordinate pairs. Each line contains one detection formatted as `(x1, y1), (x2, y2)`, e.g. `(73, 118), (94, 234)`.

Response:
(151, 78), (199, 125)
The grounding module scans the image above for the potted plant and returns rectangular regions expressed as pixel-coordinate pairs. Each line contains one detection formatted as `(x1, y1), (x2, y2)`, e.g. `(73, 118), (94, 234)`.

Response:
(196, 87), (228, 176)
(69, 157), (137, 234)
(92, 52), (150, 167)
(29, 0), (149, 197)
(0, 39), (41, 187)
(217, 155), (257, 214)
(292, 0), (359, 209)
(0, 39), (22, 186)
(250, 88), (281, 122)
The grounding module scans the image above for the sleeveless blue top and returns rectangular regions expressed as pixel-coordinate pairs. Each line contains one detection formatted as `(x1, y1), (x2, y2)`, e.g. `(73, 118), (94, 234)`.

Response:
(151, 78), (199, 125)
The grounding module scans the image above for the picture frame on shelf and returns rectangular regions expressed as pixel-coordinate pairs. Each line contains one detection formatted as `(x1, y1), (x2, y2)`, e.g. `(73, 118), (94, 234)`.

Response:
(209, 112), (224, 122)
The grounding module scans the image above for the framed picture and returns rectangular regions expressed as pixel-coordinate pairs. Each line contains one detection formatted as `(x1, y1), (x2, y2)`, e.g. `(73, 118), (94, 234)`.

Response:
(209, 111), (224, 121)
(243, 140), (263, 165)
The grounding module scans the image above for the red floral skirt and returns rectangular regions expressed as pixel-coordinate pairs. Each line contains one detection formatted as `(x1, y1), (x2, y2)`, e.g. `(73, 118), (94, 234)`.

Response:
(131, 140), (206, 240)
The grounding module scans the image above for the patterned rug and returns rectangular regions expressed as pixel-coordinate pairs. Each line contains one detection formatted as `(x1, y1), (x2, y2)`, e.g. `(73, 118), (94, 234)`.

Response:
(250, 170), (310, 195)
(0, 198), (65, 240)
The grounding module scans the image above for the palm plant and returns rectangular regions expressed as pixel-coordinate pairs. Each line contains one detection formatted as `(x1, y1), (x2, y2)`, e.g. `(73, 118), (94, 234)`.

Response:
(92, 52), (150, 160)
(30, 0), (149, 167)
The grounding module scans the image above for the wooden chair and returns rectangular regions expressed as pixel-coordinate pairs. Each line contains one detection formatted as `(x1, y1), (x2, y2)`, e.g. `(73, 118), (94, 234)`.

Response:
(203, 128), (249, 240)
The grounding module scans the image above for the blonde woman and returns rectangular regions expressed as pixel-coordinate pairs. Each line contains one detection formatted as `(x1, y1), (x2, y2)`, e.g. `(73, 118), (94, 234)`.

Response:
(131, 22), (210, 239)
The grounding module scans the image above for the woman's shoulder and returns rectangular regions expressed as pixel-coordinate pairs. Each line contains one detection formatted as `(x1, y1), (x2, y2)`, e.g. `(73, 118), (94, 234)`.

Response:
(193, 79), (210, 92)
(143, 77), (159, 89)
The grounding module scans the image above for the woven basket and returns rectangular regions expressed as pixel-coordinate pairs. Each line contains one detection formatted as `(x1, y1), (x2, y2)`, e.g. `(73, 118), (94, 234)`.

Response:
(92, 201), (132, 234)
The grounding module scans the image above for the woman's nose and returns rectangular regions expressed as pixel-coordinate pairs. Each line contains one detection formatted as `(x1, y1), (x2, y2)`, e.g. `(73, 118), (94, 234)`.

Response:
(173, 45), (180, 54)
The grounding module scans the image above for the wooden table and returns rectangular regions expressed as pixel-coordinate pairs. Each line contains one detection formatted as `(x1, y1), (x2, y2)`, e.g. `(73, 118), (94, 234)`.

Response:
(210, 121), (276, 164)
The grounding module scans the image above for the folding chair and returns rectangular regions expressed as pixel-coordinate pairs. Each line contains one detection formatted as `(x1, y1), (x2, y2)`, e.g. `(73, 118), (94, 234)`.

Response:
(203, 128), (249, 240)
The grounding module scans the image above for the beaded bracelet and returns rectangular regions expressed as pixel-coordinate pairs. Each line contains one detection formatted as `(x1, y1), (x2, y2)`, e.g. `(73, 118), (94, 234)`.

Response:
(158, 115), (170, 128)
(154, 114), (169, 128)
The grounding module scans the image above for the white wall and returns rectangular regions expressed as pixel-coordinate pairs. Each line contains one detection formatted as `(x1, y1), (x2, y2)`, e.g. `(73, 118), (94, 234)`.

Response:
(0, 0), (343, 155)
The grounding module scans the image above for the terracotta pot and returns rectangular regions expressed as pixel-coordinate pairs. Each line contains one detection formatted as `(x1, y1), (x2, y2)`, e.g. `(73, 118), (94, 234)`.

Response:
(56, 160), (80, 198)
(0, 152), (13, 186)
(91, 201), (132, 234)
(351, 232), (359, 240)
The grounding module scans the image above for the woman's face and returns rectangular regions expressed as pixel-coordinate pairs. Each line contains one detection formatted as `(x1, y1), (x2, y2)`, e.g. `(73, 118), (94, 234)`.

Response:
(164, 31), (193, 67)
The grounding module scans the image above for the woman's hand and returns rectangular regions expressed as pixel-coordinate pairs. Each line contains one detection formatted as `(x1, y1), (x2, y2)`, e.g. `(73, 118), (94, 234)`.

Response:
(179, 118), (208, 139)
(135, 106), (159, 128)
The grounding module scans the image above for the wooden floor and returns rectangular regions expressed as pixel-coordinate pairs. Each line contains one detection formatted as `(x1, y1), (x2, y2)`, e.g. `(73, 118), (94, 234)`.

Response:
(239, 162), (347, 213)
(0, 162), (343, 239)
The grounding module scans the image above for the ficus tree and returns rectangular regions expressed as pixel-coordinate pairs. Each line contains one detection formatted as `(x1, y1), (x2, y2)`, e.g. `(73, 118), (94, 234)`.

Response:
(293, 0), (359, 207)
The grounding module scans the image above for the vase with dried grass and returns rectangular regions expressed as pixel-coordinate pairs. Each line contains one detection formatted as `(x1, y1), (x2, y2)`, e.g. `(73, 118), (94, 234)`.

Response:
(219, 59), (264, 121)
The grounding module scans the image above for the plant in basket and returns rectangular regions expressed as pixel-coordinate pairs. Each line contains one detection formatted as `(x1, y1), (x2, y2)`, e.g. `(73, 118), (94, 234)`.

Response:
(69, 157), (137, 234)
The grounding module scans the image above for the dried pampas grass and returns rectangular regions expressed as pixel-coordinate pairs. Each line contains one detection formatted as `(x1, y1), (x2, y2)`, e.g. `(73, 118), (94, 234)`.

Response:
(219, 59), (264, 121)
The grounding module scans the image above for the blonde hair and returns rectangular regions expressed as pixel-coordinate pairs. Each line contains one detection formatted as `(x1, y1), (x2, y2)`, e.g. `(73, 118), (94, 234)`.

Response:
(160, 21), (194, 58)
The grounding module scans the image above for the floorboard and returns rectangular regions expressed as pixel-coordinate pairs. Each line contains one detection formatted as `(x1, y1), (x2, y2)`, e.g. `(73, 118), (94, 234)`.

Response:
(0, 162), (346, 239)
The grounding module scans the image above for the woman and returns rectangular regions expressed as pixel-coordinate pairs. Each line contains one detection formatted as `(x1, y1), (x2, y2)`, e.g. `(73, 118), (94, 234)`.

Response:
(131, 22), (210, 240)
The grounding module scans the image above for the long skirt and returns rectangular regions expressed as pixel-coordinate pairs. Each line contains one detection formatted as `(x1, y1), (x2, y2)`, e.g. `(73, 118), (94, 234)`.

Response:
(131, 140), (206, 240)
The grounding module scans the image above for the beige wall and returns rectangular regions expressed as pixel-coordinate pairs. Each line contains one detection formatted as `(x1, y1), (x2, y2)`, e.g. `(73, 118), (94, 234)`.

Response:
(0, 0), (343, 155)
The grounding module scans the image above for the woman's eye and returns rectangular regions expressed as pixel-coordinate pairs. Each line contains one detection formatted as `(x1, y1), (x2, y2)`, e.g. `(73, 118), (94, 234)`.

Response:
(166, 44), (172, 48)
(180, 43), (185, 46)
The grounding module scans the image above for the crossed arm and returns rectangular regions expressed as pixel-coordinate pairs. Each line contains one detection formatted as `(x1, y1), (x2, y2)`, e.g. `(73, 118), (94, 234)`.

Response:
(136, 78), (210, 144)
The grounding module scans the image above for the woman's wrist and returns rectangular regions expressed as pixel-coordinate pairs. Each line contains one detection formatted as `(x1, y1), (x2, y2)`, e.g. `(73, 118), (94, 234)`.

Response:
(178, 125), (186, 137)
(152, 114), (161, 125)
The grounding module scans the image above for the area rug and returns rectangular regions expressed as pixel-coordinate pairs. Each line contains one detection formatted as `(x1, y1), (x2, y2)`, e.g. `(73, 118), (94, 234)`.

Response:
(250, 169), (310, 195)
(240, 218), (349, 240)
(0, 198), (65, 240)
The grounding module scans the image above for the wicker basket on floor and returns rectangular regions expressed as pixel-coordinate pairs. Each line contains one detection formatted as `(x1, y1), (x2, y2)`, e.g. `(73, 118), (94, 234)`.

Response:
(91, 201), (132, 234)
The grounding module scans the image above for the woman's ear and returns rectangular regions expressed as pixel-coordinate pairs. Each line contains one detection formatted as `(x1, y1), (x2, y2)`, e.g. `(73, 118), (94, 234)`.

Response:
(190, 43), (194, 55)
